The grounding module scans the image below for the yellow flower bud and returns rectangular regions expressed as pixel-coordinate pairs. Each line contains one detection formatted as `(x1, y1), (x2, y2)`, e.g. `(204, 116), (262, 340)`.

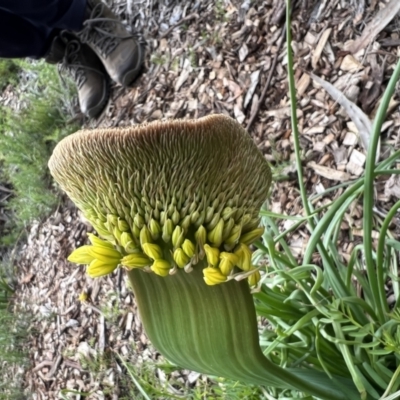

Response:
(203, 266), (227, 285)
(140, 226), (152, 246)
(208, 218), (224, 247)
(234, 243), (252, 271)
(240, 227), (264, 245)
(121, 253), (151, 269)
(162, 219), (174, 242)
(151, 259), (171, 277)
(149, 218), (161, 240)
(87, 233), (114, 249)
(86, 245), (122, 262)
(204, 244), (220, 266)
(173, 248), (190, 268)
(68, 246), (95, 264)
(117, 219), (130, 232)
(142, 243), (163, 260)
(182, 239), (195, 258)
(87, 259), (119, 278)
(248, 269), (261, 287)
(219, 252), (239, 276)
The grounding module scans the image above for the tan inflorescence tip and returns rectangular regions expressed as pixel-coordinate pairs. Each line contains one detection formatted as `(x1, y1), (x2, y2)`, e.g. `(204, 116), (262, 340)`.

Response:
(49, 115), (272, 286)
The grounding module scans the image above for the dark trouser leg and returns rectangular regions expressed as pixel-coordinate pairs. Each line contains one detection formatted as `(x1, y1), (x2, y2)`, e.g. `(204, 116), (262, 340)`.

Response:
(0, 0), (87, 58)
(0, 9), (57, 58)
(0, 0), (87, 31)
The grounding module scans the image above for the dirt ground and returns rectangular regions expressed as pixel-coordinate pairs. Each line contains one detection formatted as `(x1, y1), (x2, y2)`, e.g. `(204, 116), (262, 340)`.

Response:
(7, 0), (400, 398)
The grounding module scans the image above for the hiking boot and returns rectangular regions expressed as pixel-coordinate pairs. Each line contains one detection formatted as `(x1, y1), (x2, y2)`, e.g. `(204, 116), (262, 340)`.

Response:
(44, 35), (66, 64)
(77, 0), (145, 87)
(59, 38), (109, 118)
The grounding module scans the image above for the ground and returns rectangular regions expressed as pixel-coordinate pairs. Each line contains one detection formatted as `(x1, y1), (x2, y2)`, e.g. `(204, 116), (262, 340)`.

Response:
(5, 0), (400, 398)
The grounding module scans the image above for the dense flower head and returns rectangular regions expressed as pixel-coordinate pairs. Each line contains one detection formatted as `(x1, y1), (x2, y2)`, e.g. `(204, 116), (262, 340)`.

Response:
(49, 115), (271, 286)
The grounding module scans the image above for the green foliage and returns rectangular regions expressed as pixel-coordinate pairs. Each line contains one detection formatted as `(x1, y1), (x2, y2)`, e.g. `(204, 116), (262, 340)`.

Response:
(117, 353), (268, 400)
(0, 60), (78, 243)
(0, 59), (20, 89)
(251, 4), (400, 398)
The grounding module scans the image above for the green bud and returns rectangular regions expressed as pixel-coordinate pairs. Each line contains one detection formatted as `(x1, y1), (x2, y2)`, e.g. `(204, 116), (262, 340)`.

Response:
(222, 217), (235, 241)
(189, 201), (197, 214)
(162, 219), (174, 242)
(225, 224), (242, 246)
(132, 224), (141, 239)
(207, 218), (224, 247)
(120, 232), (138, 253)
(190, 210), (200, 224)
(149, 218), (161, 240)
(243, 217), (261, 232)
(107, 214), (118, 227)
(172, 209), (180, 225)
(240, 227), (264, 245)
(134, 214), (145, 229)
(118, 219), (130, 232)
(205, 206), (214, 223)
(181, 215), (191, 231)
(113, 226), (122, 244)
(140, 226), (152, 246)
(173, 248), (190, 268)
(207, 212), (221, 231)
(160, 211), (167, 226)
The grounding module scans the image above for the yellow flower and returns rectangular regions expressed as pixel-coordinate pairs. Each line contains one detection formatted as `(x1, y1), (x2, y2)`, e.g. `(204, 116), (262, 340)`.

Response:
(87, 258), (119, 278)
(68, 234), (122, 279)
(173, 248), (190, 268)
(204, 244), (220, 266)
(203, 267), (227, 285)
(151, 259), (171, 277)
(219, 252), (239, 276)
(121, 253), (151, 269)
(78, 291), (88, 302)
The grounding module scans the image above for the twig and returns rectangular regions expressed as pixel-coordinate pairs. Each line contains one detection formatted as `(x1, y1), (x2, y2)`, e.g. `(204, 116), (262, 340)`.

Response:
(246, 24), (286, 130)
(159, 13), (199, 39)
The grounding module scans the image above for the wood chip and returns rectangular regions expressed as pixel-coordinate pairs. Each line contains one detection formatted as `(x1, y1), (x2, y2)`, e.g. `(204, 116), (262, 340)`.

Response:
(311, 28), (332, 69)
(308, 161), (352, 181)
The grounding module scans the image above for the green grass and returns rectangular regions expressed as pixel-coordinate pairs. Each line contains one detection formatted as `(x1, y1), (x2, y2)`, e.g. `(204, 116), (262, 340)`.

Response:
(0, 58), (78, 398)
(0, 59), (78, 245)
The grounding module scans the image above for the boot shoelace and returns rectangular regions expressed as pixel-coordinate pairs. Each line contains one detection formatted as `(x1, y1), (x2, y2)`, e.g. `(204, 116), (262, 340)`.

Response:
(59, 41), (103, 90)
(79, 3), (134, 58)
